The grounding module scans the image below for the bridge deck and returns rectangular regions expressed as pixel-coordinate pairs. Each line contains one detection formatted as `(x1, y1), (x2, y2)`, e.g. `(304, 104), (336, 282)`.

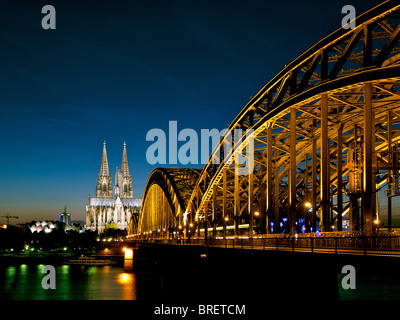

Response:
(131, 234), (400, 257)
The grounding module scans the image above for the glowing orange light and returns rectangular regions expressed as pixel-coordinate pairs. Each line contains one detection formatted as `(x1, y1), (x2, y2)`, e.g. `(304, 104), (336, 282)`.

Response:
(124, 249), (133, 260)
(117, 273), (133, 285)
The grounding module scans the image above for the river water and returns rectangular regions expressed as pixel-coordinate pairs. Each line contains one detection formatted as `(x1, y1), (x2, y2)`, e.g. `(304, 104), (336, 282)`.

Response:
(0, 263), (400, 301)
(0, 263), (157, 300)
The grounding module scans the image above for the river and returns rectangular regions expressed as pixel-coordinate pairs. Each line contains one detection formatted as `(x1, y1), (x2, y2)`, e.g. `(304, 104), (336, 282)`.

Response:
(0, 263), (157, 300)
(2, 247), (400, 300)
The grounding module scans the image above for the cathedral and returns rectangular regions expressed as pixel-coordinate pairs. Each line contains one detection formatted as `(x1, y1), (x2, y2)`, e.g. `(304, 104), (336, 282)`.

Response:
(86, 141), (141, 233)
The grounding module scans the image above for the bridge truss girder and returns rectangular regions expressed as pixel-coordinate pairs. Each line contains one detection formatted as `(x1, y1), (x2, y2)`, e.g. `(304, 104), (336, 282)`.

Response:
(135, 168), (200, 237)
(187, 79), (400, 237)
(132, 1), (400, 238)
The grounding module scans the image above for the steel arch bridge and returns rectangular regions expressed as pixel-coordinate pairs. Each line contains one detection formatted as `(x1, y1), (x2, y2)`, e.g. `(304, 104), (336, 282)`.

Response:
(130, 1), (400, 239)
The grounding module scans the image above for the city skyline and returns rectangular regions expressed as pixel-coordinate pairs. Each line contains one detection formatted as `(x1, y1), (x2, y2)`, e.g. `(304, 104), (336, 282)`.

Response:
(0, 0), (386, 223)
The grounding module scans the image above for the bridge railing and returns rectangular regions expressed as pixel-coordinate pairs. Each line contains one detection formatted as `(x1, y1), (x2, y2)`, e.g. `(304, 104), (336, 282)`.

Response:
(134, 233), (400, 256)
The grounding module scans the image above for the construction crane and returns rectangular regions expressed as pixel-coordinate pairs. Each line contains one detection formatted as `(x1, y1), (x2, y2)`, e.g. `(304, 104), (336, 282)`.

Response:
(0, 214), (19, 225)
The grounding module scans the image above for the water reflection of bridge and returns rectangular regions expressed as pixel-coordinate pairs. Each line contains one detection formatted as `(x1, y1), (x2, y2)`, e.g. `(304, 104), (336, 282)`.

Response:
(129, 2), (400, 243)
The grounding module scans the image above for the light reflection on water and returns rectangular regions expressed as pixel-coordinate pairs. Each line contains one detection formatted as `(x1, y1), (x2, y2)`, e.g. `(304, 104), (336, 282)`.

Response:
(0, 264), (138, 300)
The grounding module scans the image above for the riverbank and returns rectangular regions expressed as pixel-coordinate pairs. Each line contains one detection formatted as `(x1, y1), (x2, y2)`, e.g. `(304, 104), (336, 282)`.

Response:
(0, 253), (128, 268)
(0, 254), (73, 265)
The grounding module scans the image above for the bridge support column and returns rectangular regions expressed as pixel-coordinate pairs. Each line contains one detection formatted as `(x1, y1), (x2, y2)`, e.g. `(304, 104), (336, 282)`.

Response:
(337, 124), (343, 231)
(259, 164), (267, 234)
(289, 107), (296, 235)
(267, 126), (273, 234)
(197, 214), (201, 238)
(248, 132), (255, 237)
(320, 94), (330, 232)
(387, 111), (392, 230)
(274, 165), (280, 233)
(196, 189), (201, 237)
(363, 82), (375, 233)
(349, 126), (360, 232)
(304, 153), (309, 230)
(222, 167), (227, 238)
(312, 120), (317, 232)
(165, 193), (170, 237)
(234, 152), (240, 236)
(212, 184), (217, 237)
(204, 201), (208, 243)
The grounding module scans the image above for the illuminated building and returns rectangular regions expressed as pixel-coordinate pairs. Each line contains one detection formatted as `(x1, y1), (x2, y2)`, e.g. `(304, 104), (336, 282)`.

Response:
(59, 206), (71, 225)
(86, 141), (141, 233)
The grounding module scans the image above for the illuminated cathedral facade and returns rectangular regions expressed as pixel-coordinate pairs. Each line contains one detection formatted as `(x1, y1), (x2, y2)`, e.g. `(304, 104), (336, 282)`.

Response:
(86, 141), (141, 233)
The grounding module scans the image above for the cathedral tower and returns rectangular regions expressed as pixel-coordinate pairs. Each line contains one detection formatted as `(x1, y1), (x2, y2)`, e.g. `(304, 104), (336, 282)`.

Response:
(87, 141), (141, 233)
(115, 142), (133, 198)
(96, 141), (112, 198)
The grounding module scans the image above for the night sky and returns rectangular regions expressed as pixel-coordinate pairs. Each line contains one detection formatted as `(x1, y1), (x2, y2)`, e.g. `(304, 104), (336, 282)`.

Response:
(0, 0), (385, 223)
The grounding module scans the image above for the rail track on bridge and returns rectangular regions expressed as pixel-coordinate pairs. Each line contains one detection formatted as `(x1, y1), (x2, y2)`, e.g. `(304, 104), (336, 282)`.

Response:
(131, 232), (400, 257)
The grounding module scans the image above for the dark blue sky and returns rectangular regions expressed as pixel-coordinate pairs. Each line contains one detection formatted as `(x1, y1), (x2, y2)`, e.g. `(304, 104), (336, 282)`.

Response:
(0, 0), (383, 223)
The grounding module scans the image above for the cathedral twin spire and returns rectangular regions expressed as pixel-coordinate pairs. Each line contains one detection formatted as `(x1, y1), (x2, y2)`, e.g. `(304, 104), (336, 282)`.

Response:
(121, 142), (129, 176)
(100, 141), (110, 175)
(96, 141), (132, 199)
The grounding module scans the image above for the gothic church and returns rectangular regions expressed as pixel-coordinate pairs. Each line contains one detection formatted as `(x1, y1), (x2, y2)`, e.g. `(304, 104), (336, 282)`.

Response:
(86, 141), (141, 233)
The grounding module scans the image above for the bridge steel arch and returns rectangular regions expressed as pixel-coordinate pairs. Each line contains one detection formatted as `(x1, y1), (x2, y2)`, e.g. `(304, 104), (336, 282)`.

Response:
(132, 1), (400, 238)
(133, 168), (201, 237)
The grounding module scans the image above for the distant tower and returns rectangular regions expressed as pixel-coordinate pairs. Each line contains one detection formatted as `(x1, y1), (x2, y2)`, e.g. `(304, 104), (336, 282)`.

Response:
(96, 141), (112, 198)
(116, 142), (133, 199)
(59, 206), (71, 225)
